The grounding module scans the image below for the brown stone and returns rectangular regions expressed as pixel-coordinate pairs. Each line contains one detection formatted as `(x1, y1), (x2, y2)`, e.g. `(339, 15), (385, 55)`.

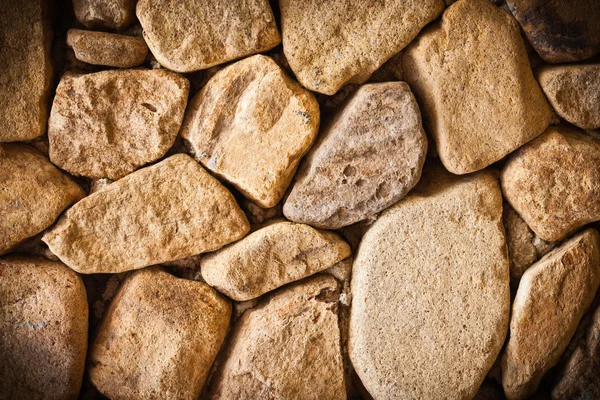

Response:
(42, 154), (250, 274)
(66, 29), (148, 68)
(48, 69), (189, 179)
(403, 0), (552, 174)
(72, 0), (137, 30)
(501, 229), (600, 400)
(284, 82), (427, 229)
(181, 55), (319, 208)
(0, 144), (84, 255)
(278, 0), (444, 95)
(89, 267), (231, 400)
(0, 256), (88, 400)
(501, 125), (600, 242)
(207, 275), (346, 400)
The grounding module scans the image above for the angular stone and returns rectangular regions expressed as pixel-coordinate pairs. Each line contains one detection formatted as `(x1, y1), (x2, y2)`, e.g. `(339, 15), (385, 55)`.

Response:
(48, 69), (189, 179)
(349, 164), (510, 400)
(279, 0), (444, 95)
(202, 221), (351, 301)
(89, 267), (231, 400)
(42, 154), (250, 274)
(181, 55), (319, 207)
(0, 256), (88, 399)
(66, 29), (148, 68)
(537, 64), (600, 130)
(72, 0), (137, 30)
(136, 0), (280, 72)
(501, 229), (600, 400)
(403, 0), (552, 174)
(207, 275), (346, 400)
(501, 125), (600, 242)
(0, 0), (52, 142)
(284, 82), (427, 229)
(505, 0), (600, 63)
(0, 144), (84, 255)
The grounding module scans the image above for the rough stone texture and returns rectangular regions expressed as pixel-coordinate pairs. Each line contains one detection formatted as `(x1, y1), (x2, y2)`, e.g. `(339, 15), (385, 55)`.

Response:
(202, 221), (351, 301)
(0, 0), (52, 142)
(349, 164), (510, 400)
(42, 154), (250, 274)
(0, 144), (85, 255)
(501, 125), (600, 242)
(0, 256), (88, 400)
(207, 275), (346, 400)
(537, 63), (600, 130)
(48, 69), (189, 180)
(181, 55), (319, 208)
(278, 0), (444, 95)
(284, 82), (427, 229)
(403, 0), (552, 175)
(501, 229), (600, 400)
(72, 0), (137, 30)
(136, 0), (280, 72)
(66, 29), (148, 68)
(89, 267), (231, 400)
(505, 0), (600, 63)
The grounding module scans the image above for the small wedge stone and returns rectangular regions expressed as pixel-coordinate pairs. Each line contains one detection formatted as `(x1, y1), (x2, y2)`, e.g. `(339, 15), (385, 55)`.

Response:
(66, 29), (148, 68)
(72, 0), (137, 30)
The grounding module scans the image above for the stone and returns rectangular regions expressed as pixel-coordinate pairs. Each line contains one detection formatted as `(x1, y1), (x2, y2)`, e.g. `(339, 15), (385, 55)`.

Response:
(501, 125), (600, 242)
(349, 163), (510, 400)
(0, 0), (52, 142)
(403, 0), (552, 175)
(181, 55), (319, 208)
(0, 256), (88, 399)
(136, 0), (280, 72)
(505, 0), (600, 63)
(501, 229), (600, 400)
(0, 144), (85, 255)
(537, 64), (600, 130)
(48, 69), (189, 180)
(202, 220), (351, 301)
(42, 154), (250, 274)
(284, 82), (427, 229)
(72, 0), (137, 30)
(66, 29), (148, 68)
(278, 0), (444, 95)
(207, 275), (346, 400)
(89, 267), (231, 400)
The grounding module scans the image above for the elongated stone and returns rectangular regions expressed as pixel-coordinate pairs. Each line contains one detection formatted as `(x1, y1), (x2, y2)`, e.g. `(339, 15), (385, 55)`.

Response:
(66, 29), (148, 68)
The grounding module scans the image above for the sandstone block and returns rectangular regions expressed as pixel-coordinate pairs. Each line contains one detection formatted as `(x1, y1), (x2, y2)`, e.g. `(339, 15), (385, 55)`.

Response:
(66, 29), (148, 68)
(72, 0), (137, 30)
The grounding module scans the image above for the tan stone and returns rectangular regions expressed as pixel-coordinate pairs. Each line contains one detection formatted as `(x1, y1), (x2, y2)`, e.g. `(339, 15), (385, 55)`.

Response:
(501, 229), (600, 400)
(537, 64), (600, 130)
(73, 0), (137, 30)
(89, 267), (231, 400)
(278, 0), (444, 95)
(66, 29), (148, 68)
(48, 69), (189, 180)
(207, 275), (346, 400)
(349, 163), (510, 400)
(181, 55), (319, 207)
(0, 0), (52, 142)
(501, 125), (600, 242)
(403, 0), (552, 174)
(0, 256), (88, 400)
(0, 144), (84, 255)
(202, 221), (351, 301)
(136, 0), (280, 72)
(42, 154), (250, 274)
(284, 82), (427, 229)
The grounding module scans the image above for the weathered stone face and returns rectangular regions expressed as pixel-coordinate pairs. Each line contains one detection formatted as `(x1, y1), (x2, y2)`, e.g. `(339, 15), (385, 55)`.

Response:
(66, 29), (148, 68)
(72, 0), (137, 30)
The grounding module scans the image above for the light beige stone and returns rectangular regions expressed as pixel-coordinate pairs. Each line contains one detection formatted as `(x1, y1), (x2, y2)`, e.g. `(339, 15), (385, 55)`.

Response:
(66, 29), (148, 68)
(48, 69), (189, 180)
(0, 256), (88, 400)
(403, 0), (552, 174)
(202, 221), (351, 301)
(207, 275), (346, 400)
(278, 0), (444, 95)
(181, 55), (319, 207)
(501, 229), (600, 400)
(42, 154), (250, 274)
(349, 163), (510, 400)
(0, 144), (84, 255)
(89, 267), (231, 400)
(136, 0), (280, 72)
(72, 0), (137, 30)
